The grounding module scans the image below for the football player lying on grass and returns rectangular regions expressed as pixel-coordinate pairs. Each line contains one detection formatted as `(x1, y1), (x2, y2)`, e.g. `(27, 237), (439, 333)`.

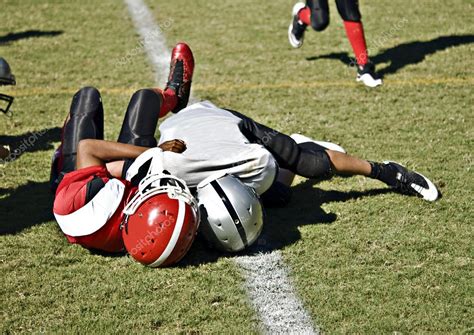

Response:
(51, 43), (439, 264)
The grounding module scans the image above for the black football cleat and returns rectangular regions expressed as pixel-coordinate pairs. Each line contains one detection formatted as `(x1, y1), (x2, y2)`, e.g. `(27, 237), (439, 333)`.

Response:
(382, 161), (439, 201)
(166, 42), (195, 113)
(288, 3), (307, 48)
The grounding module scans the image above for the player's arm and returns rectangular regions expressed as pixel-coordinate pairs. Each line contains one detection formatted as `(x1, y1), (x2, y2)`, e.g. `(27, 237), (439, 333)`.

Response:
(77, 139), (148, 170)
(77, 138), (186, 171)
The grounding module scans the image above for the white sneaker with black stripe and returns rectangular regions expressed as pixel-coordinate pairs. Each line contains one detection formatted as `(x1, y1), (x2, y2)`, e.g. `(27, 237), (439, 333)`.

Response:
(382, 161), (440, 202)
(356, 62), (383, 88)
(288, 3), (307, 48)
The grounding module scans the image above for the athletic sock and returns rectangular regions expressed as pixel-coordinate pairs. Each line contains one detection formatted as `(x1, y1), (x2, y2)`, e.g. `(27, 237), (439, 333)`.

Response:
(369, 161), (396, 186)
(154, 88), (177, 117)
(297, 6), (311, 25)
(343, 21), (369, 66)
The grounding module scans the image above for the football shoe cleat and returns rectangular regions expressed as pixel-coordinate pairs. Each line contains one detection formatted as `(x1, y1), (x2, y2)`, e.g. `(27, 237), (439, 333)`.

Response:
(288, 3), (307, 48)
(166, 42), (195, 113)
(381, 161), (439, 201)
(356, 62), (382, 88)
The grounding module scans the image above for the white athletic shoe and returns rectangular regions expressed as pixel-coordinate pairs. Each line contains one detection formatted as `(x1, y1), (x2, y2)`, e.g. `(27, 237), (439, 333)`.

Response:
(356, 62), (382, 88)
(290, 133), (346, 153)
(288, 3), (307, 48)
(382, 161), (440, 202)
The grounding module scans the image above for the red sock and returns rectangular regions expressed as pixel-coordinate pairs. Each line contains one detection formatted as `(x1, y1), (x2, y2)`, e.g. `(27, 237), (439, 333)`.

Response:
(297, 6), (311, 26)
(154, 88), (177, 117)
(343, 21), (369, 66)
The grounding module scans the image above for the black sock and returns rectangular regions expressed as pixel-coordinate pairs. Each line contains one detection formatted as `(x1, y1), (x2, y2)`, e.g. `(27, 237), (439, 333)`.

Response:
(368, 161), (396, 186)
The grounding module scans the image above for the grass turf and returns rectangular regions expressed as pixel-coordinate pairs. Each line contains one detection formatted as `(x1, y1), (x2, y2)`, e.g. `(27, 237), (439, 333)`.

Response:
(1, 0), (473, 333)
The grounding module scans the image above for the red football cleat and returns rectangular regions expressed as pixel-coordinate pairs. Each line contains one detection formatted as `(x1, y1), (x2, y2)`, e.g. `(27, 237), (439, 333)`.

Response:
(166, 42), (195, 113)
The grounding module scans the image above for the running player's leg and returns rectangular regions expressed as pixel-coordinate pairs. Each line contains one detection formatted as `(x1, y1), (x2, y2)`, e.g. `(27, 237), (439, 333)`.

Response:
(335, 0), (382, 87)
(288, 0), (330, 48)
(305, 0), (330, 31)
(50, 86), (104, 190)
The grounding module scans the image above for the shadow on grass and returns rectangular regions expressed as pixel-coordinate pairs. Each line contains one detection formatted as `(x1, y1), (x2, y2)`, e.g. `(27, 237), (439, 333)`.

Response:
(306, 34), (474, 78)
(0, 127), (61, 235)
(0, 126), (61, 161)
(0, 30), (63, 45)
(0, 172), (389, 263)
(179, 179), (392, 267)
(0, 181), (54, 235)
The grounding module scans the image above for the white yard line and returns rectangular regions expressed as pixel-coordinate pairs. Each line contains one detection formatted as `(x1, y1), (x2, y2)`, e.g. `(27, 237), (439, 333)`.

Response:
(124, 1), (317, 333)
(124, 0), (171, 85)
(235, 251), (318, 334)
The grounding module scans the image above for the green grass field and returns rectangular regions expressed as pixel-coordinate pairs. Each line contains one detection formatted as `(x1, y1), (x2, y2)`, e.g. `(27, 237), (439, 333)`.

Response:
(1, 0), (473, 333)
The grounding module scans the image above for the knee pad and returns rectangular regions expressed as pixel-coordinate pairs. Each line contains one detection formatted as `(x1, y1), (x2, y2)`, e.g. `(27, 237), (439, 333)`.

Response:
(118, 89), (160, 147)
(306, 0), (330, 31)
(335, 0), (361, 22)
(76, 86), (100, 97)
(71, 86), (102, 114)
(61, 86), (104, 173)
(296, 146), (333, 179)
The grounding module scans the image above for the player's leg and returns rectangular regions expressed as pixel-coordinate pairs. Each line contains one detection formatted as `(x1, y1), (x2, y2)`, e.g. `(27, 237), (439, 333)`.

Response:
(326, 150), (439, 201)
(50, 86), (104, 191)
(335, 0), (382, 87)
(288, 0), (330, 48)
(306, 0), (330, 31)
(230, 110), (334, 207)
(232, 110), (333, 178)
(117, 88), (162, 147)
(291, 134), (438, 201)
(233, 111), (439, 201)
(117, 42), (195, 146)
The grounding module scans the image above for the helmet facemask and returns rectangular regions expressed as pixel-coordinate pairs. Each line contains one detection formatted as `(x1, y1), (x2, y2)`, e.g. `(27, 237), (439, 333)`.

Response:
(0, 57), (16, 116)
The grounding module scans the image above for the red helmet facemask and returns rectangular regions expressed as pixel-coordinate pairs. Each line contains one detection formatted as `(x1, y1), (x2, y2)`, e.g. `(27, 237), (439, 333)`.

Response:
(122, 172), (200, 267)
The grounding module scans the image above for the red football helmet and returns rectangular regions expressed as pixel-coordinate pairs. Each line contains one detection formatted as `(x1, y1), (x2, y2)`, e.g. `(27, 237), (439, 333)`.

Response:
(121, 173), (199, 267)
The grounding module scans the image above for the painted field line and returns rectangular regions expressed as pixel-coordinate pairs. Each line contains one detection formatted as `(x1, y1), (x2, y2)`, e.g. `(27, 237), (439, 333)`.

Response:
(124, 0), (170, 86)
(235, 251), (318, 334)
(6, 77), (473, 97)
(123, 0), (316, 333)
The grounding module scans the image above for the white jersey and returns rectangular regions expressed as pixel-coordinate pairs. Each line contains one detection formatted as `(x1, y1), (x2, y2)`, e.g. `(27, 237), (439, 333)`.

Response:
(154, 101), (277, 194)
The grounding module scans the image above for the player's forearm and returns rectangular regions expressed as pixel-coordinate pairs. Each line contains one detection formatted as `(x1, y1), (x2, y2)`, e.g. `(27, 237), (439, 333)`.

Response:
(77, 139), (149, 169)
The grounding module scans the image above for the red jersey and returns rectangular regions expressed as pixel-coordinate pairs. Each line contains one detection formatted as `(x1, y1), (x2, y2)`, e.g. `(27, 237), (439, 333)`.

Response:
(53, 165), (137, 252)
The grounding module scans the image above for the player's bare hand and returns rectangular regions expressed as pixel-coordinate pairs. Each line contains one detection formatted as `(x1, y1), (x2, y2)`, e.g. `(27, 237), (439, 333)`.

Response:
(158, 139), (186, 153)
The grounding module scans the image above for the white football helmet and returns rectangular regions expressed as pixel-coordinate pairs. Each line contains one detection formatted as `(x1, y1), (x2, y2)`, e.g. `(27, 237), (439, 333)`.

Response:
(197, 174), (264, 252)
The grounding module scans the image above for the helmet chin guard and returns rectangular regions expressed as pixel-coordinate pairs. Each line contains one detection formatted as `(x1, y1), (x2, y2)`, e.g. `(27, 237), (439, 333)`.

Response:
(124, 173), (198, 217)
